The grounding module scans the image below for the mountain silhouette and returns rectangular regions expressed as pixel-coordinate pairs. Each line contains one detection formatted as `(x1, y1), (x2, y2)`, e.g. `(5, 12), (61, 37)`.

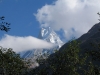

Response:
(60, 22), (100, 53)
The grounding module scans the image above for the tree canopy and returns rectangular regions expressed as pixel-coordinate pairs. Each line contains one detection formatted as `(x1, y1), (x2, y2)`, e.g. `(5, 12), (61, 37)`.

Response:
(0, 47), (29, 75)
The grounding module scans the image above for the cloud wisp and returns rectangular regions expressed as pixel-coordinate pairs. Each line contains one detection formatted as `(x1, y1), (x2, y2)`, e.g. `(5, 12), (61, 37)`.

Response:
(35, 0), (100, 40)
(0, 34), (55, 52)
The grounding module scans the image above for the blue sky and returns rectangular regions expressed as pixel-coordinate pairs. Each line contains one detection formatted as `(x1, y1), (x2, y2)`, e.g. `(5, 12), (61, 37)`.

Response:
(0, 0), (100, 52)
(0, 0), (55, 37)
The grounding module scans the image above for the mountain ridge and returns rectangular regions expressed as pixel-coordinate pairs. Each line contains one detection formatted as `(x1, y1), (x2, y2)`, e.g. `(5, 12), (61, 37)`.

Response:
(19, 27), (64, 58)
(29, 22), (100, 75)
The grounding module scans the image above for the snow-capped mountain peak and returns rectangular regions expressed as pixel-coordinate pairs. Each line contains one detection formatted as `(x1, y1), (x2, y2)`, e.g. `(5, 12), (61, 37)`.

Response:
(19, 27), (64, 59)
(38, 27), (64, 48)
(39, 27), (52, 39)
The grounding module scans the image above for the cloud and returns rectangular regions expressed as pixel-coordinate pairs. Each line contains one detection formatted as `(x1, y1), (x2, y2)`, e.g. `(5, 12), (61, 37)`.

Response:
(0, 34), (55, 52)
(35, 0), (100, 41)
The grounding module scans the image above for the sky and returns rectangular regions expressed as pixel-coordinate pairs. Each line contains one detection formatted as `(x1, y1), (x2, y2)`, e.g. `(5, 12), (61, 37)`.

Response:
(0, 0), (100, 52)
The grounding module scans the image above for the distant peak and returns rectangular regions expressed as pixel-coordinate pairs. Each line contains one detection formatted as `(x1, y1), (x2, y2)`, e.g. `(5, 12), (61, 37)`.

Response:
(38, 27), (53, 39)
(38, 27), (64, 47)
(20, 27), (64, 59)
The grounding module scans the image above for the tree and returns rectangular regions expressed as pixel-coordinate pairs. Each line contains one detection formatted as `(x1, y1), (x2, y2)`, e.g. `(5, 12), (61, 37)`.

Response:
(31, 40), (83, 75)
(0, 47), (29, 75)
(32, 40), (100, 75)
(47, 40), (83, 75)
(0, 16), (11, 32)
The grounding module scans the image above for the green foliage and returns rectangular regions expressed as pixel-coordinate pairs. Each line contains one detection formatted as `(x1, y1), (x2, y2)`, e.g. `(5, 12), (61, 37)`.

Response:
(47, 40), (82, 75)
(32, 40), (100, 75)
(0, 47), (29, 75)
(0, 16), (11, 32)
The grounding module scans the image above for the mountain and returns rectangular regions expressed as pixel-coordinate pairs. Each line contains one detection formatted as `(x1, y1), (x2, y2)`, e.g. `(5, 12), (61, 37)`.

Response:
(60, 22), (100, 51)
(38, 27), (63, 48)
(20, 22), (100, 59)
(78, 22), (100, 42)
(19, 27), (64, 58)
(31, 22), (100, 75)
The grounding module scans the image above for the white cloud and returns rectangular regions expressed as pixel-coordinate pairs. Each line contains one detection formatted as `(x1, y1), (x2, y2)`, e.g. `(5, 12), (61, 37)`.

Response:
(35, 0), (100, 41)
(0, 34), (55, 52)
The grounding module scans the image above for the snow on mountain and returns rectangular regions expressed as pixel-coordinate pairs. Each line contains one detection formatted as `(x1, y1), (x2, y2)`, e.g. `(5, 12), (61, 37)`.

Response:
(19, 27), (64, 58)
(38, 27), (63, 48)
